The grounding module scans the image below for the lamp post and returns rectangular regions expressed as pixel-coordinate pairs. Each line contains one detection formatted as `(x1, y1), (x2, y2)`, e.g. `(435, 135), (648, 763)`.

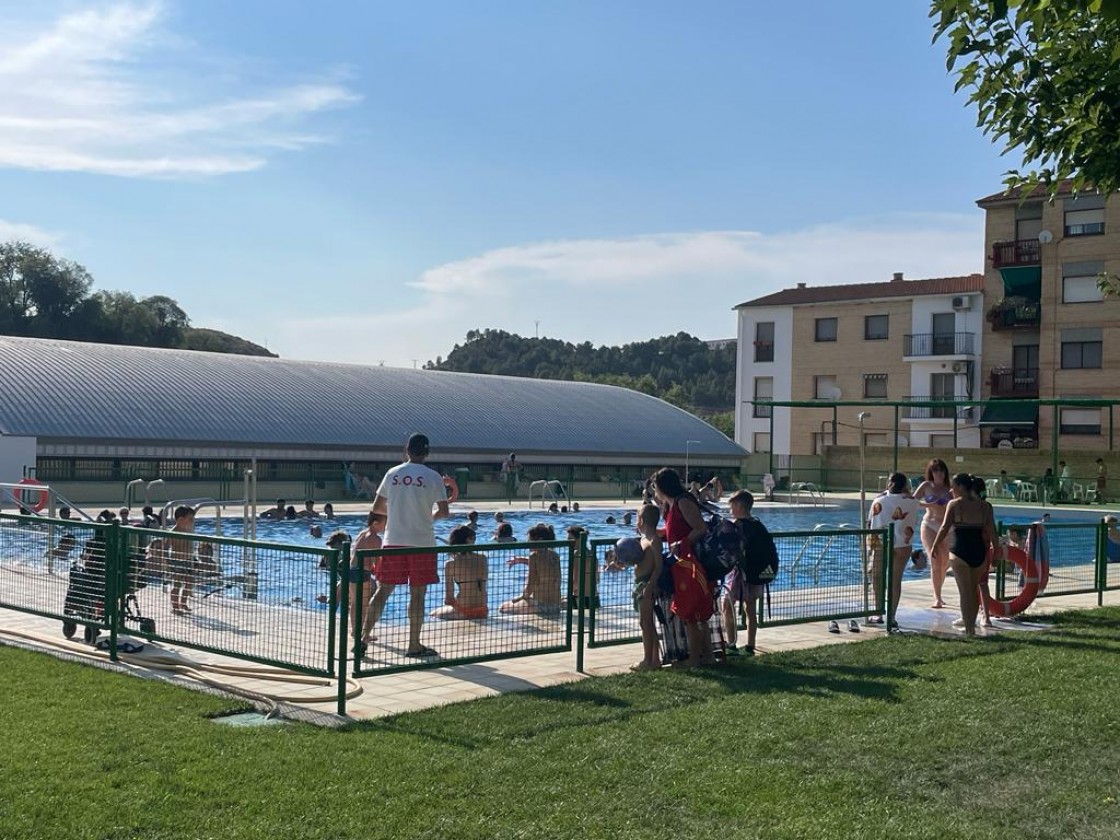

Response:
(858, 412), (870, 621)
(684, 439), (701, 485)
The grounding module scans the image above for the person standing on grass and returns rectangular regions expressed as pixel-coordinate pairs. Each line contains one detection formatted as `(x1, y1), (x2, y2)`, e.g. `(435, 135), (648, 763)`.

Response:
(360, 433), (450, 658)
(720, 490), (769, 656)
(652, 467), (712, 667)
(630, 503), (664, 671)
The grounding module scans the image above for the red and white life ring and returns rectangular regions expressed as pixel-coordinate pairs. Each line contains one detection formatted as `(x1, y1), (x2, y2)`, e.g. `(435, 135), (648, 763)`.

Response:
(13, 477), (49, 513)
(443, 475), (459, 504)
(981, 545), (1049, 618)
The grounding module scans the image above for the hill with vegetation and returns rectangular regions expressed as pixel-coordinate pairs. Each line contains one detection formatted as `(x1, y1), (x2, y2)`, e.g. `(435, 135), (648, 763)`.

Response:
(0, 241), (275, 357)
(427, 329), (736, 436)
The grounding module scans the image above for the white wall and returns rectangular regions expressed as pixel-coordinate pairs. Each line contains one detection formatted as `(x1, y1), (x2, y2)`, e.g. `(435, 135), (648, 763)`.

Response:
(735, 305), (793, 454)
(0, 435), (37, 488)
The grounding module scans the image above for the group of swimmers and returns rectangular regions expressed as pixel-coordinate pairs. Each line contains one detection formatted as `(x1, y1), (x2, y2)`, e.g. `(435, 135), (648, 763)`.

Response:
(259, 499), (335, 521)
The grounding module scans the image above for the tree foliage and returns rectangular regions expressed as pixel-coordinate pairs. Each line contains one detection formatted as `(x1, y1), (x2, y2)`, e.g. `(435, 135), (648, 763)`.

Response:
(429, 329), (736, 426)
(931, 0), (1120, 194)
(0, 241), (275, 355)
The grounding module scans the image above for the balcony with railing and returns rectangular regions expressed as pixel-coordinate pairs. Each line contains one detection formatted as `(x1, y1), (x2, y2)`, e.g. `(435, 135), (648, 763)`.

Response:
(752, 403), (773, 418)
(991, 239), (1041, 269)
(989, 367), (1039, 398)
(986, 299), (1041, 331)
(901, 396), (976, 421)
(752, 340), (774, 363)
(902, 332), (975, 358)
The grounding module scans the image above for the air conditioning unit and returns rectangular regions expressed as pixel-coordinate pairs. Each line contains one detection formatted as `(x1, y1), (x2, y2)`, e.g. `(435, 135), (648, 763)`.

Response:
(951, 362), (966, 374)
(952, 295), (971, 311)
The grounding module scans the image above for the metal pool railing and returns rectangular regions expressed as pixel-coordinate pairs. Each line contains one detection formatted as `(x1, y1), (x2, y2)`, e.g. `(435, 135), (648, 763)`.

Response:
(349, 540), (575, 676)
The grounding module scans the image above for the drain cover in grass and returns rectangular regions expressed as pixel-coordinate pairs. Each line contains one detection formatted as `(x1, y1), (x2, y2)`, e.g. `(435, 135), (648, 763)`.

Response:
(211, 712), (286, 727)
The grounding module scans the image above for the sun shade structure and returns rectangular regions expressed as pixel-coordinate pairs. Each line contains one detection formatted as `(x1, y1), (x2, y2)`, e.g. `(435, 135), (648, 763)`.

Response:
(0, 336), (745, 466)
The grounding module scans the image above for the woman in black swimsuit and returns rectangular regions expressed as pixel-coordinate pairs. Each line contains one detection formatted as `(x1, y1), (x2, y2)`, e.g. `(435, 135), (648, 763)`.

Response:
(930, 474), (999, 636)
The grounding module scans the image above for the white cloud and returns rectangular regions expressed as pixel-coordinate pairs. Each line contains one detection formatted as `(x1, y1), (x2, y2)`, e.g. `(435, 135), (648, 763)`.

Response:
(0, 2), (359, 178)
(0, 219), (60, 247)
(261, 213), (984, 367)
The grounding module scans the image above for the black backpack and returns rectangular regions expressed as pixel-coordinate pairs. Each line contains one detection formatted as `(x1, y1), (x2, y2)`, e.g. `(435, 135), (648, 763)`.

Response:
(737, 517), (779, 585)
(696, 513), (744, 583)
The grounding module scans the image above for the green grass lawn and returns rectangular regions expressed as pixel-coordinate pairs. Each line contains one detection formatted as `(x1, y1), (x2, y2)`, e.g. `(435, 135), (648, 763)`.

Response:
(1, 609), (1118, 840)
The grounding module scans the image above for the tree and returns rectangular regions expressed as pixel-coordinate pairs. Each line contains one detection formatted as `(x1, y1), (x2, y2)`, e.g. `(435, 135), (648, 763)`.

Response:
(931, 0), (1120, 194)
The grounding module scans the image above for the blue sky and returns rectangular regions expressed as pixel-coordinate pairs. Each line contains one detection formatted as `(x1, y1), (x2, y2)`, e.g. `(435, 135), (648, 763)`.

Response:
(0, 1), (1007, 366)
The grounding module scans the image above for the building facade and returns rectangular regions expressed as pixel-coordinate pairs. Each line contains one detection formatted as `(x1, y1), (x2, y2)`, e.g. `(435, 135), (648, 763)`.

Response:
(735, 274), (986, 455)
(978, 184), (1120, 450)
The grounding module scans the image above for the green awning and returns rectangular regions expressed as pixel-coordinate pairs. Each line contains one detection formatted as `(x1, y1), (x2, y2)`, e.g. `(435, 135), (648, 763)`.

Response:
(999, 266), (1042, 300)
(979, 403), (1039, 426)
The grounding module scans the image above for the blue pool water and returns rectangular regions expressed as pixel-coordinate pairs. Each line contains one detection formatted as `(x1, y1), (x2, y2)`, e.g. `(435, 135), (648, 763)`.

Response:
(180, 501), (1100, 615)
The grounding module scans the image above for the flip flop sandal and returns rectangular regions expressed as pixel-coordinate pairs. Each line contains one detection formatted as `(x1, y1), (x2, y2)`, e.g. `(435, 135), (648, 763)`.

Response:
(828, 620), (840, 633)
(405, 645), (439, 658)
(848, 620), (861, 633)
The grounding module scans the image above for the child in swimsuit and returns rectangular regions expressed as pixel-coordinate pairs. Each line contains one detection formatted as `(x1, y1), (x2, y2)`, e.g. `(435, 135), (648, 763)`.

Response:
(630, 504), (664, 671)
(431, 525), (489, 620)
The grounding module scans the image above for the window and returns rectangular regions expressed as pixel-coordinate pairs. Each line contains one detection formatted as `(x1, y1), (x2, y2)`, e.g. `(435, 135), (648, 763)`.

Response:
(815, 317), (837, 342)
(1064, 195), (1106, 236)
(1060, 408), (1102, 436)
(1062, 261), (1106, 303)
(752, 432), (771, 453)
(1062, 341), (1103, 369)
(753, 377), (773, 417)
(1015, 201), (1043, 241)
(863, 373), (887, 399)
(814, 374), (838, 400)
(1061, 328), (1103, 369)
(864, 314), (889, 340)
(754, 321), (775, 362)
(1064, 275), (1105, 304)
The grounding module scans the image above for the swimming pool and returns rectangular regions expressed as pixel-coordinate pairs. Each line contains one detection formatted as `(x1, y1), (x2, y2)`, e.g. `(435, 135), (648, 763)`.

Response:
(180, 501), (1102, 617)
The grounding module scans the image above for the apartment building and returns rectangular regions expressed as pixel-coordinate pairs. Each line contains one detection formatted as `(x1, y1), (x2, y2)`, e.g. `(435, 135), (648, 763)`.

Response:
(734, 273), (986, 455)
(978, 184), (1120, 450)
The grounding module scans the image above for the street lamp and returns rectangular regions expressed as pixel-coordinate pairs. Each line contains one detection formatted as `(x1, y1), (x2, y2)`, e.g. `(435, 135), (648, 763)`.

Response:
(857, 412), (870, 621)
(684, 439), (701, 485)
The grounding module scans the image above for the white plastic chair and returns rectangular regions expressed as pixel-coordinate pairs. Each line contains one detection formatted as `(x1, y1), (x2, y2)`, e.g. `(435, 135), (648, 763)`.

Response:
(1018, 482), (1038, 503)
(985, 478), (1001, 498)
(1071, 483), (1086, 501)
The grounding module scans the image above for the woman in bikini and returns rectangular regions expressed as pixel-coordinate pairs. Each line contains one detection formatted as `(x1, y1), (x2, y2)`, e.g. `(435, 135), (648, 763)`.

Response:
(500, 523), (562, 616)
(914, 458), (952, 608)
(431, 525), (489, 620)
(930, 474), (999, 636)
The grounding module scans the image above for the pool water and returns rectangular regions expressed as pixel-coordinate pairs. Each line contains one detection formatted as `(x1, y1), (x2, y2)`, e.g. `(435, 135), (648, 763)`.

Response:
(183, 502), (1094, 616)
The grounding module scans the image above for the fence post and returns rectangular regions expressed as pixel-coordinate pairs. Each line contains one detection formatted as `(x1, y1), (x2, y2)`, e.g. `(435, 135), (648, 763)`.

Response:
(1097, 522), (1106, 608)
(106, 521), (120, 662)
(575, 533), (586, 673)
(995, 521), (1006, 602)
(337, 540), (350, 717)
(883, 526), (894, 629)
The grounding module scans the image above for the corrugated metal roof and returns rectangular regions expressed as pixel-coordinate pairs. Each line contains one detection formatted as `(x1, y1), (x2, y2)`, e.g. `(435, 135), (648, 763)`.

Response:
(735, 274), (984, 308)
(0, 336), (746, 459)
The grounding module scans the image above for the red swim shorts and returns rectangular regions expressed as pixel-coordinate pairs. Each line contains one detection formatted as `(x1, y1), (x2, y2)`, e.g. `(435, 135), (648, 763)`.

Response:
(375, 546), (439, 586)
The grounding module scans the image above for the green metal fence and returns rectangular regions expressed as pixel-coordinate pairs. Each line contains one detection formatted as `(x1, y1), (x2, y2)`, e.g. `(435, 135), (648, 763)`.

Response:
(3, 510), (1118, 718)
(759, 528), (890, 627)
(585, 537), (642, 648)
(349, 540), (575, 676)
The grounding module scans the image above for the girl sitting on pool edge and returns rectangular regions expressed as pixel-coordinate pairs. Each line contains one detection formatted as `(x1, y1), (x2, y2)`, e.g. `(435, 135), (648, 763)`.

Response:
(500, 522), (562, 616)
(430, 526), (489, 620)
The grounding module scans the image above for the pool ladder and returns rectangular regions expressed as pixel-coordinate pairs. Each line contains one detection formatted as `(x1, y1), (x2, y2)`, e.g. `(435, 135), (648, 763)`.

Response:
(787, 522), (859, 585)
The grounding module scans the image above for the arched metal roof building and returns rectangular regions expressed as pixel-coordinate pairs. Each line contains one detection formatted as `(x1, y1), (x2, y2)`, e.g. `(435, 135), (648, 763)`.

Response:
(0, 336), (745, 468)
